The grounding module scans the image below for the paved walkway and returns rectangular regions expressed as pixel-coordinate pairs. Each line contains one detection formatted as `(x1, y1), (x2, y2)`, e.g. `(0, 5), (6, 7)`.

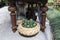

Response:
(0, 6), (52, 40)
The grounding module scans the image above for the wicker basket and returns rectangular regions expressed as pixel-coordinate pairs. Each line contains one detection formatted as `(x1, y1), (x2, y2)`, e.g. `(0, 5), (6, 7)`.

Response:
(17, 23), (40, 36)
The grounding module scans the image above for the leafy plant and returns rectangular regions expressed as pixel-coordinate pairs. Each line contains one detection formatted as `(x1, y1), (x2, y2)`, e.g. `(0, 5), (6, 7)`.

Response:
(1, 0), (8, 3)
(55, 6), (60, 11)
(22, 19), (37, 28)
(47, 8), (60, 40)
(47, 2), (53, 6)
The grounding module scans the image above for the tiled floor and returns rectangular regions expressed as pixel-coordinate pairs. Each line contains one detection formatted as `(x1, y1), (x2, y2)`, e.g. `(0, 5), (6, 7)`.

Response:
(0, 6), (52, 40)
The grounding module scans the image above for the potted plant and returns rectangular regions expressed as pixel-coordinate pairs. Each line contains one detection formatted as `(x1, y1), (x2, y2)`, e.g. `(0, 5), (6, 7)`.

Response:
(17, 19), (40, 36)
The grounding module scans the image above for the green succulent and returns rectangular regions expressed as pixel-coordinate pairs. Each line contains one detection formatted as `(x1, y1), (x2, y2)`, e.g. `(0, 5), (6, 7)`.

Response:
(22, 19), (37, 28)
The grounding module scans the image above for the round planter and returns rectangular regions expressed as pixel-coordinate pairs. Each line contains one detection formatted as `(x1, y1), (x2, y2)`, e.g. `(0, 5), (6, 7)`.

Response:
(17, 23), (40, 36)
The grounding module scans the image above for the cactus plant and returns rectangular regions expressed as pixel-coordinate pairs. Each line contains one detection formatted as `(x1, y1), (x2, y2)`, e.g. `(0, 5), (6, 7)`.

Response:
(22, 19), (37, 28)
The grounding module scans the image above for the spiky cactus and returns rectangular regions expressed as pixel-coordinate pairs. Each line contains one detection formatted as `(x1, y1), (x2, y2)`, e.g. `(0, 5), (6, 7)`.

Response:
(22, 19), (37, 28)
